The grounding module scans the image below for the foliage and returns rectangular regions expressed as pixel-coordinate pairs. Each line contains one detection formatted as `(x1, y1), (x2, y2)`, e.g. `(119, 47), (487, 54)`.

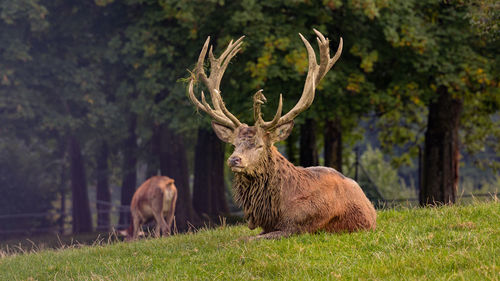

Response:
(372, 0), (500, 169)
(467, 0), (499, 41)
(1, 202), (499, 280)
(359, 144), (416, 200)
(0, 0), (498, 234)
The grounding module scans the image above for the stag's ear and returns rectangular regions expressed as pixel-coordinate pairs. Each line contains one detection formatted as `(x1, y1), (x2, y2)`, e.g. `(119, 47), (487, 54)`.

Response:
(212, 121), (235, 143)
(270, 120), (294, 143)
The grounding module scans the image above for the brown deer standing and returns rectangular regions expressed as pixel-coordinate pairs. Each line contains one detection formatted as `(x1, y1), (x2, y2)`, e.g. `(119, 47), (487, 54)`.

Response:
(121, 176), (177, 240)
(188, 29), (376, 240)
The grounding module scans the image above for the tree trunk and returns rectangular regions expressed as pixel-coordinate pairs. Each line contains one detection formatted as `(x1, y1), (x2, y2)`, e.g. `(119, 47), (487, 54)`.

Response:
(285, 129), (298, 165)
(420, 86), (462, 206)
(193, 128), (228, 219)
(324, 117), (342, 172)
(210, 130), (228, 215)
(193, 128), (212, 216)
(96, 141), (111, 231)
(300, 118), (318, 167)
(59, 169), (66, 235)
(119, 114), (138, 226)
(58, 141), (67, 235)
(159, 124), (199, 231)
(147, 123), (161, 178)
(68, 135), (92, 234)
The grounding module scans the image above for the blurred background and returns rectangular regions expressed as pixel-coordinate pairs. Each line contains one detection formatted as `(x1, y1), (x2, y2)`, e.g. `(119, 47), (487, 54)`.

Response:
(0, 0), (498, 243)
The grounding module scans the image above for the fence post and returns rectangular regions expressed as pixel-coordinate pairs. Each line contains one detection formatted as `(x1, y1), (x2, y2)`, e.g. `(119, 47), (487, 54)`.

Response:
(418, 145), (423, 192)
(354, 147), (359, 182)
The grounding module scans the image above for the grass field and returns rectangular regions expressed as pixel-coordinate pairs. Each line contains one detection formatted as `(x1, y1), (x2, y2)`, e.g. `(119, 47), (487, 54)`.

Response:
(0, 201), (499, 280)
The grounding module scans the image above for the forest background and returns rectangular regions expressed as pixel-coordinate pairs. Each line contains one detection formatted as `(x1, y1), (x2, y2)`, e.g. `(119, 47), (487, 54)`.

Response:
(0, 0), (498, 236)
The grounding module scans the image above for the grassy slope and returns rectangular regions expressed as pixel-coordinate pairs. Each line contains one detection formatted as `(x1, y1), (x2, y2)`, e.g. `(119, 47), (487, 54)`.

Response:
(0, 202), (499, 281)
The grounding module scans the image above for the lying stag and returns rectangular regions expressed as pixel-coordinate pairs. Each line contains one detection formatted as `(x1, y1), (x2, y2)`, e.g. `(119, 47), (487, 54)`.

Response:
(122, 176), (177, 240)
(188, 29), (376, 239)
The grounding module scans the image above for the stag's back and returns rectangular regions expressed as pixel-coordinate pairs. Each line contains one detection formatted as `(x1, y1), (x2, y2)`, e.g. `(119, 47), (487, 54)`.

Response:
(131, 176), (177, 219)
(282, 166), (376, 233)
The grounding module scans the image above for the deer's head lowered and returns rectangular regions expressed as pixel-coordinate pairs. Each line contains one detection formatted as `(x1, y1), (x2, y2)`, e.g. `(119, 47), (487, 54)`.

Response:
(188, 30), (342, 175)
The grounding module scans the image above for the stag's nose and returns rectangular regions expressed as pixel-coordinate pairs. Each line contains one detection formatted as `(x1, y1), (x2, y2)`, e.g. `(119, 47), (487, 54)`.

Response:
(228, 156), (242, 167)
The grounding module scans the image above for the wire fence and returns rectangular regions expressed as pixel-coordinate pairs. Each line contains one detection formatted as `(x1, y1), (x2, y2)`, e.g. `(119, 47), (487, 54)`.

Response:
(0, 149), (496, 237)
(0, 200), (131, 237)
(0, 192), (497, 237)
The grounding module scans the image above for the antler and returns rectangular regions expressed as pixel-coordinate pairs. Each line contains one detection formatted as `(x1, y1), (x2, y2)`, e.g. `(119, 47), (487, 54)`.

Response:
(257, 29), (343, 130)
(188, 36), (245, 129)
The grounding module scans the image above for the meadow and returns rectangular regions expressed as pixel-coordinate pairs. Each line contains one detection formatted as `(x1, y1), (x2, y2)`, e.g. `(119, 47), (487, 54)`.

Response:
(0, 201), (499, 280)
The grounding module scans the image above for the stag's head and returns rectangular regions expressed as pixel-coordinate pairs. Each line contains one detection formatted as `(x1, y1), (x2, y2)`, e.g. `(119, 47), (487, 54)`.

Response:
(188, 30), (342, 174)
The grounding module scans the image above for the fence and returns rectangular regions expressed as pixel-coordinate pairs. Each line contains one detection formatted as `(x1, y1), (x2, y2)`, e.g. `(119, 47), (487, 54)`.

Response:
(0, 200), (131, 237)
(1, 192), (497, 237)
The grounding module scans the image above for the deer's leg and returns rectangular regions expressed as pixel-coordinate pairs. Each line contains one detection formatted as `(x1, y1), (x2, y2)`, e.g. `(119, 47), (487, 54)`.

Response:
(132, 214), (141, 240)
(151, 191), (167, 238)
(163, 191), (177, 235)
(152, 212), (167, 238)
(162, 213), (172, 236)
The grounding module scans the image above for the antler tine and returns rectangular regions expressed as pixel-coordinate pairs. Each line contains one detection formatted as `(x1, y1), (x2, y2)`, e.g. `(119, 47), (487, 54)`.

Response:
(313, 28), (343, 84)
(195, 37), (211, 84)
(257, 30), (341, 129)
(221, 37), (245, 72)
(253, 89), (266, 123)
(330, 37), (343, 70)
(272, 33), (318, 124)
(261, 94), (283, 129)
(214, 89), (242, 127)
(220, 37), (244, 65)
(252, 88), (283, 130)
(188, 78), (235, 128)
(207, 36), (244, 113)
(188, 36), (244, 129)
(208, 36), (245, 90)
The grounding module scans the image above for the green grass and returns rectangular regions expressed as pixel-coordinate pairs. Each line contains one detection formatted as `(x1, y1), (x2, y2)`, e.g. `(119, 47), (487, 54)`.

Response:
(1, 202), (499, 280)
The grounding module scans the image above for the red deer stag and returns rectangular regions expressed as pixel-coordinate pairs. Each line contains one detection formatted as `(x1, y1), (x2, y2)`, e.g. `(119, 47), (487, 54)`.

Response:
(188, 29), (376, 239)
(121, 176), (177, 240)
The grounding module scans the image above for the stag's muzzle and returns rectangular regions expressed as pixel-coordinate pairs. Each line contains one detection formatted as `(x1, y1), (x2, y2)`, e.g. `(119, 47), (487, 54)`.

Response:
(228, 155), (245, 172)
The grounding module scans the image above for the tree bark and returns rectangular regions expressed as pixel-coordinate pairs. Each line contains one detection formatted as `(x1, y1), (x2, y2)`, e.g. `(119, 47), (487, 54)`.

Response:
(96, 141), (111, 231)
(58, 139), (67, 235)
(420, 86), (462, 206)
(119, 114), (138, 226)
(324, 117), (342, 172)
(285, 129), (298, 165)
(59, 168), (66, 235)
(300, 118), (318, 167)
(68, 135), (92, 234)
(210, 131), (228, 215)
(193, 128), (212, 216)
(192, 128), (228, 218)
(159, 124), (199, 231)
(147, 123), (161, 178)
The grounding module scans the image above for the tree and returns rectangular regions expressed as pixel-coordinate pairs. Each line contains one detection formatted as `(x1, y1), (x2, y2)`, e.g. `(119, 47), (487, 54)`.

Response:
(160, 124), (199, 230)
(373, 0), (499, 205)
(0, 0), (101, 233)
(300, 118), (319, 167)
(68, 136), (93, 233)
(96, 141), (111, 231)
(324, 117), (342, 171)
(192, 127), (228, 218)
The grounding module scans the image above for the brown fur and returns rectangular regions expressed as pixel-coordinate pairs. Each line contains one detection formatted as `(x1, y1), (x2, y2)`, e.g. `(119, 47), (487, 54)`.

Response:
(124, 176), (178, 240)
(215, 124), (376, 239)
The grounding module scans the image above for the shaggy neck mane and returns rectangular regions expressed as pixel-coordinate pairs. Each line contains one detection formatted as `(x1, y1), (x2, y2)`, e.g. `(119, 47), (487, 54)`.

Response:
(233, 146), (300, 232)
